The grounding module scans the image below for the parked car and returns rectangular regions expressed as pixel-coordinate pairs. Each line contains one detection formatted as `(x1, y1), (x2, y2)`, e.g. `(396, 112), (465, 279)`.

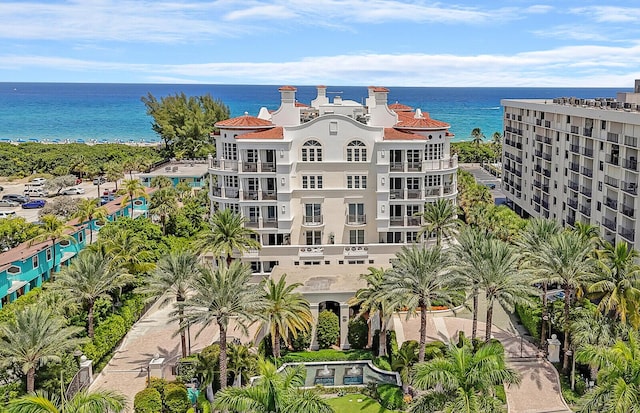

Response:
(93, 176), (106, 185)
(24, 188), (48, 197)
(0, 199), (19, 207)
(2, 194), (29, 204)
(61, 187), (85, 195)
(99, 195), (115, 205)
(21, 199), (46, 209)
(75, 178), (82, 185)
(28, 177), (47, 186)
(0, 211), (17, 218)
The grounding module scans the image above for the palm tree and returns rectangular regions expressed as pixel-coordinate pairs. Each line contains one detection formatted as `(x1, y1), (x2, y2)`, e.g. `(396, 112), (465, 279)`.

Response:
(94, 227), (154, 275)
(51, 249), (132, 338)
(470, 127), (485, 148)
(418, 199), (460, 246)
(120, 179), (148, 219)
(0, 305), (84, 392)
(194, 208), (261, 265)
(453, 226), (490, 340)
(214, 359), (334, 413)
(411, 339), (520, 413)
(491, 131), (502, 162)
(576, 331), (640, 413)
(72, 198), (108, 244)
(227, 342), (258, 387)
(479, 239), (537, 342)
(259, 274), (312, 359)
(138, 251), (198, 358)
(7, 389), (126, 413)
(349, 267), (396, 356)
(149, 187), (178, 235)
(150, 175), (173, 188)
(385, 245), (458, 362)
(392, 341), (419, 394)
(29, 214), (77, 276)
(176, 260), (265, 389)
(538, 231), (595, 372)
(517, 218), (563, 348)
(589, 241), (640, 328)
(103, 161), (124, 191)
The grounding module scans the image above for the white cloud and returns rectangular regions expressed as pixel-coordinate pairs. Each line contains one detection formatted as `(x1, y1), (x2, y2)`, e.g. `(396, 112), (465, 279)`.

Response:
(571, 6), (640, 23)
(224, 4), (298, 21)
(531, 25), (612, 42)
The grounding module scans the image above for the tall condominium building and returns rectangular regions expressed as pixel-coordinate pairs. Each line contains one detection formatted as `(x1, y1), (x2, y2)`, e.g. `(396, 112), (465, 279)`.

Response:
(208, 86), (458, 275)
(502, 80), (640, 247)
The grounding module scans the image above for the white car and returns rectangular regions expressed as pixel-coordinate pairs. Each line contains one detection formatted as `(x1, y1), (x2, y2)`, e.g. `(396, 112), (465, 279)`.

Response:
(61, 187), (85, 195)
(0, 199), (18, 207)
(28, 177), (47, 186)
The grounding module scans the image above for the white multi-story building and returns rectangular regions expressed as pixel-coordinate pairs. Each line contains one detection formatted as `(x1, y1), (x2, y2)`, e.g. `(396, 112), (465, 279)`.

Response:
(502, 80), (640, 248)
(209, 85), (458, 275)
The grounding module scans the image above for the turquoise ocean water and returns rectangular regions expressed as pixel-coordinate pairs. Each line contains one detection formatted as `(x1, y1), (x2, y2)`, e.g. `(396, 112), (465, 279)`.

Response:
(0, 83), (627, 143)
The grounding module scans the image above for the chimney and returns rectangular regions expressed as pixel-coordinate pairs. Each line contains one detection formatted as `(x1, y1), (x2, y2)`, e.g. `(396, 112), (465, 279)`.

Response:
(311, 85), (329, 108)
(271, 86), (301, 126)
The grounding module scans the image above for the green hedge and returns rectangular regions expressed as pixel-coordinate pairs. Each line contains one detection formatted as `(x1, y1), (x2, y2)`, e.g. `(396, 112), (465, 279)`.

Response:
(0, 288), (42, 325)
(347, 318), (368, 350)
(316, 310), (339, 349)
(281, 349), (373, 363)
(515, 301), (541, 341)
(164, 383), (190, 413)
(290, 329), (312, 351)
(134, 387), (162, 413)
(377, 383), (404, 410)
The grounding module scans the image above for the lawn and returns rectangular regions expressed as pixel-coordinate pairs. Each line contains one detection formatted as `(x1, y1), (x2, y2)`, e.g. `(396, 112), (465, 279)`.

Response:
(326, 393), (401, 413)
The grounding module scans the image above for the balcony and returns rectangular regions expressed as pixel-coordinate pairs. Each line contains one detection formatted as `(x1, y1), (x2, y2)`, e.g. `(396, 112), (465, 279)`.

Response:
(533, 195), (541, 204)
(407, 216), (422, 226)
(580, 186), (592, 197)
(582, 147), (594, 157)
(567, 215), (576, 226)
(444, 185), (455, 195)
(407, 189), (422, 199)
(534, 165), (542, 173)
(243, 190), (259, 200)
(542, 152), (552, 161)
(390, 189), (404, 200)
(606, 154), (620, 166)
(246, 218), (259, 228)
(213, 187), (239, 199)
(407, 162), (422, 172)
(581, 167), (593, 178)
(390, 217), (404, 227)
(534, 150), (542, 158)
(607, 133), (619, 143)
(621, 204), (635, 219)
(568, 180), (579, 191)
(580, 205), (591, 217)
(390, 162), (403, 171)
(425, 187), (441, 197)
(604, 197), (618, 210)
(347, 214), (366, 225)
(545, 120), (551, 128)
(569, 162), (580, 172)
(619, 226), (636, 242)
(542, 185), (550, 193)
(533, 180), (542, 189)
(262, 190), (277, 200)
(571, 126), (579, 134)
(303, 215), (323, 226)
(567, 198), (578, 209)
(623, 158), (638, 171)
(603, 217), (617, 231)
(604, 176), (619, 188)
(622, 182), (638, 195)
(261, 162), (276, 172)
(344, 246), (368, 257)
(543, 169), (551, 178)
(263, 217), (278, 228)
(625, 135), (638, 147)
(569, 144), (580, 154)
(242, 162), (258, 172)
(210, 158), (238, 171)
(541, 200), (550, 209)
(536, 119), (542, 126)
(583, 127), (593, 137)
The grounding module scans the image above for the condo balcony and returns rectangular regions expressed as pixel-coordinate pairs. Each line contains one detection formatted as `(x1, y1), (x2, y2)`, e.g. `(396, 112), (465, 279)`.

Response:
(625, 135), (638, 147)
(607, 133), (619, 143)
(566, 215), (576, 226)
(569, 144), (580, 154)
(542, 152), (552, 161)
(303, 215), (323, 226)
(210, 158), (238, 171)
(567, 198), (578, 209)
(621, 204), (635, 219)
(580, 186), (592, 197)
(571, 126), (579, 134)
(603, 217), (617, 231)
(242, 162), (258, 172)
(262, 190), (277, 200)
(243, 190), (259, 201)
(407, 189), (422, 199)
(390, 189), (404, 200)
(390, 216), (404, 227)
(623, 158), (638, 172)
(581, 167), (593, 178)
(606, 154), (620, 166)
(406, 216), (422, 226)
(568, 180), (579, 191)
(604, 176), (619, 189)
(261, 161), (276, 172)
(543, 168), (551, 178)
(580, 205), (591, 217)
(582, 147), (594, 157)
(622, 182), (638, 195)
(346, 214), (366, 225)
(569, 162), (579, 173)
(619, 226), (636, 242)
(212, 187), (239, 199)
(604, 197), (618, 210)
(583, 127), (593, 137)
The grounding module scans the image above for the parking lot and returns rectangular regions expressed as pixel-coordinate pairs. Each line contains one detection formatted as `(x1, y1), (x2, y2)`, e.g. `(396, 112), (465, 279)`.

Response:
(0, 178), (119, 222)
(459, 163), (507, 204)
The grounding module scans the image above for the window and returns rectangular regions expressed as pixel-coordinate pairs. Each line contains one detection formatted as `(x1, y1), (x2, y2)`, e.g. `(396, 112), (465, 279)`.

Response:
(347, 175), (367, 189)
(406, 232), (419, 243)
(78, 231), (83, 242)
(46, 248), (52, 261)
(425, 175), (441, 187)
(302, 140), (322, 162)
(223, 142), (237, 160)
(224, 176), (238, 188)
(349, 230), (365, 244)
(348, 203), (365, 224)
(425, 143), (443, 160)
(305, 230), (322, 245)
(347, 140), (367, 162)
(304, 203), (322, 225)
(407, 178), (420, 190)
(7, 266), (20, 274)
(302, 175), (323, 189)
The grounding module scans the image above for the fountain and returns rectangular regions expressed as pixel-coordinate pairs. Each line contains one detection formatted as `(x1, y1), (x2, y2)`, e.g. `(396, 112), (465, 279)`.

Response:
(276, 360), (400, 388)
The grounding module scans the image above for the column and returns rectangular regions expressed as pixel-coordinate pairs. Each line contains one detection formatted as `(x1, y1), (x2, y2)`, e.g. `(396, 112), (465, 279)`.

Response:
(310, 304), (320, 350)
(340, 304), (350, 349)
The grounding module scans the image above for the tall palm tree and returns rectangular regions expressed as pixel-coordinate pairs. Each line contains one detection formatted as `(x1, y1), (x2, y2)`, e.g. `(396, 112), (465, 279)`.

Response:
(576, 331), (640, 413)
(195, 208), (261, 265)
(491, 131), (502, 162)
(0, 305), (84, 392)
(418, 199), (460, 247)
(51, 249), (133, 338)
(176, 260), (265, 390)
(259, 274), (312, 358)
(411, 339), (520, 413)
(385, 245), (458, 362)
(479, 239), (537, 342)
(7, 389), (126, 413)
(29, 214), (77, 276)
(453, 226), (490, 340)
(94, 227), (154, 275)
(149, 187), (178, 235)
(589, 241), (640, 328)
(138, 251), (198, 358)
(470, 127), (485, 148)
(517, 218), (563, 348)
(349, 267), (396, 356)
(214, 359), (334, 413)
(72, 198), (108, 244)
(120, 179), (148, 219)
(150, 175), (173, 188)
(538, 231), (595, 372)
(103, 161), (124, 191)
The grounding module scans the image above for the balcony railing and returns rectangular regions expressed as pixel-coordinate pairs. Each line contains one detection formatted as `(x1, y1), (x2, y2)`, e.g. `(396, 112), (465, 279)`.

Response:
(390, 162), (403, 171)
(243, 162), (258, 172)
(533, 180), (542, 189)
(347, 214), (366, 225)
(407, 162), (422, 172)
(261, 162), (276, 172)
(543, 169), (551, 177)
(604, 197), (618, 210)
(621, 204), (635, 219)
(607, 133), (619, 143)
(541, 200), (550, 209)
(390, 217), (404, 227)
(569, 144), (580, 153)
(603, 218), (616, 231)
(567, 215), (576, 226)
(243, 190), (259, 200)
(568, 180), (579, 191)
(619, 226), (635, 242)
(534, 165), (542, 173)
(623, 158), (638, 171)
(542, 152), (552, 161)
(622, 182), (638, 195)
(580, 186), (592, 197)
(569, 162), (580, 172)
(246, 218), (259, 228)
(303, 215), (323, 226)
(567, 198), (578, 209)
(625, 135), (638, 147)
(580, 205), (591, 217)
(583, 127), (593, 137)
(581, 167), (593, 178)
(582, 147), (594, 157)
(262, 190), (277, 200)
(606, 154), (620, 166)
(571, 126), (579, 134)
(210, 158), (238, 171)
(425, 187), (441, 197)
(390, 189), (404, 200)
(604, 177), (619, 188)
(263, 217), (278, 228)
(407, 189), (422, 199)
(407, 216), (422, 226)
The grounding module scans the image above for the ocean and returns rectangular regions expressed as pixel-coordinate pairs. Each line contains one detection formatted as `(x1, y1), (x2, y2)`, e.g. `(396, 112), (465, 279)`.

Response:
(0, 83), (628, 143)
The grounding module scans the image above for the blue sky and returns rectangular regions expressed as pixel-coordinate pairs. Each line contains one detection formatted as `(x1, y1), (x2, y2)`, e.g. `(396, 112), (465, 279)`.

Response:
(2, 0), (640, 86)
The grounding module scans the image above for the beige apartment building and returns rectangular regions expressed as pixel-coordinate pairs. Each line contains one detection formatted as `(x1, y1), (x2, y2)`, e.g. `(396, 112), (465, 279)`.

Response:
(208, 85), (458, 276)
(502, 80), (640, 248)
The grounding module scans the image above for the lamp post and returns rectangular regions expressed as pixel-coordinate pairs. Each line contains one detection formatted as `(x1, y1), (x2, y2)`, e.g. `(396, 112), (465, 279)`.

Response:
(566, 348), (576, 391)
(541, 314), (550, 354)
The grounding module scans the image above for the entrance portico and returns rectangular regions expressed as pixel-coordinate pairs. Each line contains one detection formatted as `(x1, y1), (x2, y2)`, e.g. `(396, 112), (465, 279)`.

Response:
(271, 264), (374, 350)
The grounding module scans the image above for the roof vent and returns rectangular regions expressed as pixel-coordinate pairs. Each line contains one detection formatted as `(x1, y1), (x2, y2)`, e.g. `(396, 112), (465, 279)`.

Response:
(414, 108), (424, 119)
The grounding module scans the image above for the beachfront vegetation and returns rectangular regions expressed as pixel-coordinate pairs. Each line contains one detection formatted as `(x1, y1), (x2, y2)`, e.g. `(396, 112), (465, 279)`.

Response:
(7, 389), (127, 413)
(141, 92), (230, 159)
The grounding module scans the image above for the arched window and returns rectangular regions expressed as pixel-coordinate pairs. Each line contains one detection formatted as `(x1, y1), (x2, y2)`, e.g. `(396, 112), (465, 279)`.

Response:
(346, 140), (367, 162)
(302, 140), (322, 162)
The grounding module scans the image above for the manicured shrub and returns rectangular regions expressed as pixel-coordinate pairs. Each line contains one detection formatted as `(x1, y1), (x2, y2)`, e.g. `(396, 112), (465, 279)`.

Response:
(515, 301), (541, 341)
(347, 317), (368, 350)
(290, 328), (312, 351)
(281, 349), (373, 363)
(0, 288), (42, 325)
(148, 377), (168, 400)
(386, 330), (399, 360)
(164, 383), (190, 413)
(82, 314), (127, 364)
(316, 310), (340, 349)
(377, 384), (404, 410)
(134, 387), (162, 413)
(372, 356), (391, 371)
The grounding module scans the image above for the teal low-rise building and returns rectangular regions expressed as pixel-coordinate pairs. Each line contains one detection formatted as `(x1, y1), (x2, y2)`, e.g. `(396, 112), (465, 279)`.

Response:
(139, 159), (209, 189)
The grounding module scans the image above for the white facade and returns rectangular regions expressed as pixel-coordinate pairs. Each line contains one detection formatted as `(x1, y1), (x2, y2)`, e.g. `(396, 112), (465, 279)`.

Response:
(502, 81), (640, 247)
(209, 86), (458, 274)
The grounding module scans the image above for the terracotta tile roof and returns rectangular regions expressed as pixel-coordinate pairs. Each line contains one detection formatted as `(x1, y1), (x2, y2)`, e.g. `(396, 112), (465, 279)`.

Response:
(236, 127), (284, 140)
(279, 86), (297, 91)
(369, 86), (389, 93)
(295, 102), (309, 108)
(383, 128), (425, 140)
(316, 85), (326, 88)
(389, 102), (413, 112)
(215, 114), (274, 129)
(446, 131), (455, 137)
(395, 110), (450, 130)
